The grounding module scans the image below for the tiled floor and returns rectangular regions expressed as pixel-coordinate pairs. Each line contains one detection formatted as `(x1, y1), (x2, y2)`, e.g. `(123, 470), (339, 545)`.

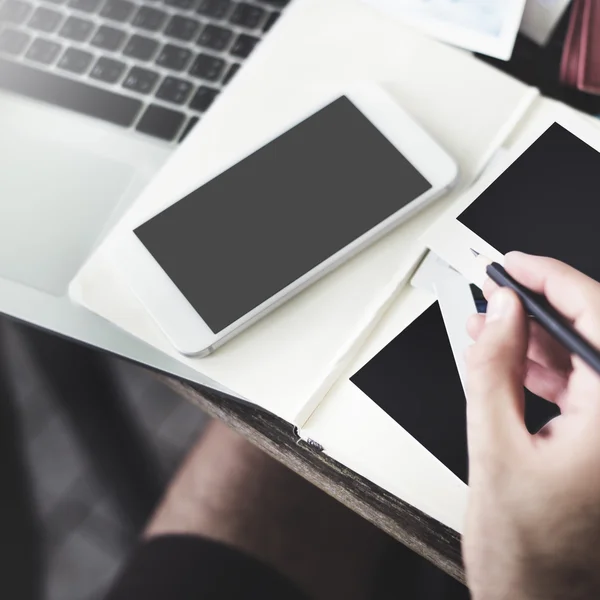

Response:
(1, 319), (209, 600)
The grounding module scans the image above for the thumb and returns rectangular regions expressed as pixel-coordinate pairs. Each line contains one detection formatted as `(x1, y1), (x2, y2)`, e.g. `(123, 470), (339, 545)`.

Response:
(466, 288), (529, 466)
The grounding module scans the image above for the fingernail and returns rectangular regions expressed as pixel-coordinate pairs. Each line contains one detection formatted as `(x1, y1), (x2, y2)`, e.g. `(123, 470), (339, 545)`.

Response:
(486, 289), (512, 322)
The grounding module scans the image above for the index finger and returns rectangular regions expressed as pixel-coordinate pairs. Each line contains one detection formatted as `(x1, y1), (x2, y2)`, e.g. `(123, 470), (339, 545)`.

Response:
(504, 252), (600, 345)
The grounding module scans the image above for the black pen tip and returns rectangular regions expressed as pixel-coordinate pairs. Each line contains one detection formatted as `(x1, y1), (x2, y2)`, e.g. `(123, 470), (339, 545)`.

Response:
(470, 248), (480, 257)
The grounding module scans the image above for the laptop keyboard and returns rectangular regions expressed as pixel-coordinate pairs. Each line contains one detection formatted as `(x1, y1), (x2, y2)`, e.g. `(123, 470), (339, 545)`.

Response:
(0, 0), (289, 142)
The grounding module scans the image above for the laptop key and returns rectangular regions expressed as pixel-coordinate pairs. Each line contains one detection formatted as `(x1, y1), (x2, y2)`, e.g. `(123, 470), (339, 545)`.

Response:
(179, 116), (198, 142)
(0, 57), (143, 126)
(90, 25), (126, 50)
(156, 76), (193, 104)
(28, 6), (62, 32)
(57, 46), (93, 73)
(155, 43), (192, 71)
(196, 0), (231, 19)
(136, 103), (185, 141)
(255, 0), (289, 6)
(67, 0), (102, 13)
(197, 24), (232, 51)
(25, 36), (61, 63)
(0, 28), (30, 54)
(59, 16), (94, 41)
(229, 3), (264, 29)
(0, 0), (32, 25)
(189, 84), (218, 112)
(189, 52), (224, 81)
(164, 15), (199, 41)
(263, 10), (279, 32)
(165, 0), (195, 8)
(123, 34), (159, 61)
(221, 61), (238, 85)
(132, 6), (167, 31)
(100, 0), (135, 22)
(123, 65), (159, 94)
(229, 33), (258, 58)
(90, 55), (126, 82)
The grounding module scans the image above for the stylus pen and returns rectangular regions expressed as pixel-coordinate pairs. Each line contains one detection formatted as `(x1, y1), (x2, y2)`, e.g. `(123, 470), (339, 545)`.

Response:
(471, 249), (600, 376)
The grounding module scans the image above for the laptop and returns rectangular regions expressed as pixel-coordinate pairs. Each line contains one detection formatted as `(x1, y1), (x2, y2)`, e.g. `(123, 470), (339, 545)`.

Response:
(0, 0), (287, 338)
(0, 0), (290, 381)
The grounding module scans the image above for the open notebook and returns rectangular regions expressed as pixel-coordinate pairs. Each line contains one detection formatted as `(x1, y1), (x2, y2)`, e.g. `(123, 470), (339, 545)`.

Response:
(65, 0), (600, 534)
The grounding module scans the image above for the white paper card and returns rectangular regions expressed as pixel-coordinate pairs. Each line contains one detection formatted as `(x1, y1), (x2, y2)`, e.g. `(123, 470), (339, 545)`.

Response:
(520, 0), (572, 45)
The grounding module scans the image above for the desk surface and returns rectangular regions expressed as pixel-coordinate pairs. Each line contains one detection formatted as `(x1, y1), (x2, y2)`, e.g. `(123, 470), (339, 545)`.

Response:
(169, 378), (465, 584)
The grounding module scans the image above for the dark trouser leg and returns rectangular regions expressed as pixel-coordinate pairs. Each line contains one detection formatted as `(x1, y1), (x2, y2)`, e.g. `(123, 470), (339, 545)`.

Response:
(0, 319), (43, 600)
(14, 323), (165, 534)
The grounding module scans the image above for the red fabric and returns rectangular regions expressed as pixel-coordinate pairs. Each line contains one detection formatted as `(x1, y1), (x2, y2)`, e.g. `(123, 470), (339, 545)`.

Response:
(560, 0), (585, 87)
(578, 0), (600, 93)
(560, 0), (600, 96)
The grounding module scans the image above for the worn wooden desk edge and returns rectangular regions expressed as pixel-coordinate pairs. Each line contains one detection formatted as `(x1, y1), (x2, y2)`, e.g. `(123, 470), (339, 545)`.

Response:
(166, 377), (465, 584)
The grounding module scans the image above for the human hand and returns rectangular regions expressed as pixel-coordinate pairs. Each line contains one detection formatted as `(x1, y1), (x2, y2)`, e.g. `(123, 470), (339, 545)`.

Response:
(464, 251), (600, 600)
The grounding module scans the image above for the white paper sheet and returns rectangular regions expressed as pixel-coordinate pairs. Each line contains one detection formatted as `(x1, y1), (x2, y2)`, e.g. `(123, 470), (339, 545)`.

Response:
(362, 0), (527, 60)
(298, 283), (469, 533)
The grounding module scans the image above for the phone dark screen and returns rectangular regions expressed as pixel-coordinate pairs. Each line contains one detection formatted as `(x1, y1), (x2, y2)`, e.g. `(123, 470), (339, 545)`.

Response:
(135, 96), (432, 333)
(351, 303), (559, 483)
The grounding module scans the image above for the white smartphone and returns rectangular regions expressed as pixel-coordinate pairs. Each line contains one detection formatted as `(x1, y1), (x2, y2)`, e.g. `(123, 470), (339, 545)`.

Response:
(115, 83), (458, 356)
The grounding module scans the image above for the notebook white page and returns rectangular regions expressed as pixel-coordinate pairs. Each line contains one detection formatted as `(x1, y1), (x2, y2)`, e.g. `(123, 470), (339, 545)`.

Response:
(70, 0), (538, 424)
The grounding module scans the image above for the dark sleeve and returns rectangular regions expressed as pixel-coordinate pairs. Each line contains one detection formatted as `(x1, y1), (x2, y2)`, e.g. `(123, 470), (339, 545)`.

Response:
(105, 535), (311, 600)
